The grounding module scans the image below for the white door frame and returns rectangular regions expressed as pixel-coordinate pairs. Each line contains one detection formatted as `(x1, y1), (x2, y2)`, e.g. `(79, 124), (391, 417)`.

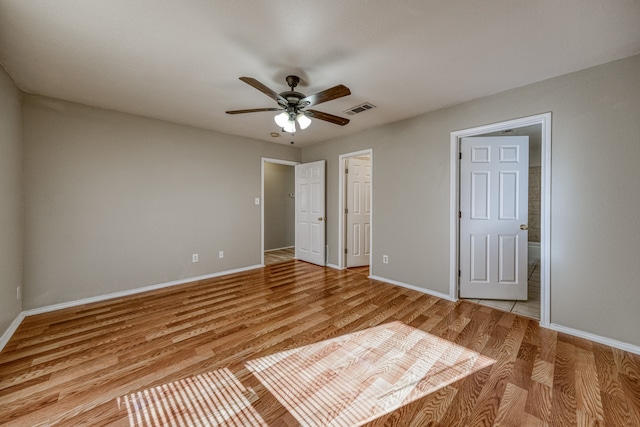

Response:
(449, 113), (551, 327)
(338, 149), (373, 270)
(261, 157), (299, 266)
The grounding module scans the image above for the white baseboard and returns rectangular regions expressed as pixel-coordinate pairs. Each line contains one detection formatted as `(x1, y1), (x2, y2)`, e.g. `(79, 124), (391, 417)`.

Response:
(369, 275), (455, 301)
(23, 264), (263, 317)
(548, 323), (640, 356)
(264, 246), (295, 252)
(368, 275), (639, 355)
(0, 312), (26, 352)
(326, 263), (342, 270)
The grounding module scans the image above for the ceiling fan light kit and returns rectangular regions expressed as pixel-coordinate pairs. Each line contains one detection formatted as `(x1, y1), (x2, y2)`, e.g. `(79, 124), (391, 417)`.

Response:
(274, 111), (291, 128)
(296, 113), (311, 129)
(277, 113), (297, 133)
(226, 75), (351, 135)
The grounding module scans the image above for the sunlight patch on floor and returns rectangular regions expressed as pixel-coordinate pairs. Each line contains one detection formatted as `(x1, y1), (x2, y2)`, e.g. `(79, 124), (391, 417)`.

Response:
(245, 321), (495, 427)
(119, 368), (266, 427)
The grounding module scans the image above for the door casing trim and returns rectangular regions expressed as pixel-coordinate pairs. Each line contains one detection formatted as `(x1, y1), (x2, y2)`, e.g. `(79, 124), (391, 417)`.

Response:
(449, 113), (551, 327)
(337, 149), (373, 270)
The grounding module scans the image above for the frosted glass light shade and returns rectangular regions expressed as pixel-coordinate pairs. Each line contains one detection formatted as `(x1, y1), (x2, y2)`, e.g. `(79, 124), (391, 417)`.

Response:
(297, 113), (311, 129)
(283, 120), (296, 134)
(274, 111), (289, 128)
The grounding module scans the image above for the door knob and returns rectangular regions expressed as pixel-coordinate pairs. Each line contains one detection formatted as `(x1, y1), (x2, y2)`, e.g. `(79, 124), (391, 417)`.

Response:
(520, 224), (528, 230)
(318, 217), (324, 221)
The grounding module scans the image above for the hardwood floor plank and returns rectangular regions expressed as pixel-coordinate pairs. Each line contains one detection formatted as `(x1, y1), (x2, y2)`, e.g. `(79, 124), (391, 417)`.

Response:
(1, 260), (639, 426)
(512, 358), (534, 391)
(601, 390), (635, 426)
(550, 389), (577, 427)
(618, 372), (640, 425)
(463, 315), (528, 426)
(531, 359), (555, 388)
(264, 248), (295, 266)
(438, 365), (493, 427)
(405, 384), (458, 426)
(575, 346), (605, 423)
(537, 327), (558, 364)
(494, 382), (529, 426)
(525, 380), (553, 424)
(553, 339), (577, 398)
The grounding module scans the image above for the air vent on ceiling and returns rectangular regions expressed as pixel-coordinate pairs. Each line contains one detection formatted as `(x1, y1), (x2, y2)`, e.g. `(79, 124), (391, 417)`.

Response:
(343, 102), (376, 116)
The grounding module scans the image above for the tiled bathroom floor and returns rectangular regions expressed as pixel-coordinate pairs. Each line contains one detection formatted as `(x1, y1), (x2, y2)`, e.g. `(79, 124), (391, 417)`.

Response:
(465, 259), (541, 320)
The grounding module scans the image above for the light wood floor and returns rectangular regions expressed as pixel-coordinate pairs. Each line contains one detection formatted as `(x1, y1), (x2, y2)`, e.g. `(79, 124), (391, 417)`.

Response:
(347, 265), (370, 276)
(1, 260), (639, 426)
(264, 248), (295, 266)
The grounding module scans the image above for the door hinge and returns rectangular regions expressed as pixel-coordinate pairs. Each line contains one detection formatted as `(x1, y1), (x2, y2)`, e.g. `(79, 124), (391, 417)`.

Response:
(345, 248), (348, 254)
(459, 152), (462, 160)
(458, 211), (462, 219)
(345, 208), (348, 214)
(458, 269), (461, 277)
(345, 168), (349, 174)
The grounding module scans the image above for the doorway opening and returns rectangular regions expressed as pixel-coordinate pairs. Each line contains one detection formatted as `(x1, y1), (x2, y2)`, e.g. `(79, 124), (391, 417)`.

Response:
(450, 113), (551, 326)
(338, 149), (373, 272)
(261, 158), (298, 266)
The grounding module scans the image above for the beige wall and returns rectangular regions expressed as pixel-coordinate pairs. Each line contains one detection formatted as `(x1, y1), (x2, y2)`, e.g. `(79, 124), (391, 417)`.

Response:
(23, 95), (300, 309)
(264, 162), (295, 251)
(303, 54), (640, 347)
(0, 66), (23, 333)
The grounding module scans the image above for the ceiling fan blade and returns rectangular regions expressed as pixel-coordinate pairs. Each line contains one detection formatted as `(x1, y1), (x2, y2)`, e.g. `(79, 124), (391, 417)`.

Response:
(299, 84), (351, 108)
(226, 108), (282, 114)
(239, 77), (287, 105)
(305, 109), (350, 126)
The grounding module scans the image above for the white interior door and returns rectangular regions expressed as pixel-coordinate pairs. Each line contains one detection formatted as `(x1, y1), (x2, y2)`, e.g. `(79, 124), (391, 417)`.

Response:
(295, 160), (326, 266)
(459, 136), (529, 300)
(346, 156), (371, 267)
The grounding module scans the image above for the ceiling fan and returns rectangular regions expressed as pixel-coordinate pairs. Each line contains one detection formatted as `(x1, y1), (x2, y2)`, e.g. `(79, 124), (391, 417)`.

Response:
(226, 75), (351, 133)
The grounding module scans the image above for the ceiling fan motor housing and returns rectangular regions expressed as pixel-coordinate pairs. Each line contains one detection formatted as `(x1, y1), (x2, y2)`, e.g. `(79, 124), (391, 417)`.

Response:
(285, 75), (300, 89)
(281, 91), (305, 104)
(279, 76), (305, 110)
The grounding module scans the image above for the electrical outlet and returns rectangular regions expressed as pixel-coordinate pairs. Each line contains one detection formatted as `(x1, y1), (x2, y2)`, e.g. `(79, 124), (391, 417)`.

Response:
(16, 286), (21, 300)
(255, 197), (260, 205)
(383, 255), (389, 264)
(192, 253), (199, 263)
(219, 251), (224, 259)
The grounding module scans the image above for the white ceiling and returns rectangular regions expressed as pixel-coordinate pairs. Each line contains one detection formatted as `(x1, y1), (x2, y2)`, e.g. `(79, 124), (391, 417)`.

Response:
(1, 1), (639, 147)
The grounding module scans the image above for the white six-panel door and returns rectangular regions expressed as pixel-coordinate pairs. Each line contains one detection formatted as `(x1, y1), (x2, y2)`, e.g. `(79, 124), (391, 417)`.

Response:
(460, 136), (529, 300)
(295, 160), (326, 266)
(346, 156), (371, 267)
